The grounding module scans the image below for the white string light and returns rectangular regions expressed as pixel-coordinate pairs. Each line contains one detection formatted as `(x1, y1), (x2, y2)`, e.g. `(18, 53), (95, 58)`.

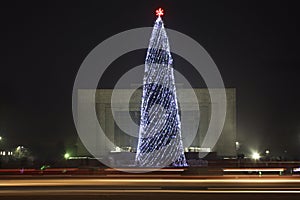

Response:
(135, 14), (187, 167)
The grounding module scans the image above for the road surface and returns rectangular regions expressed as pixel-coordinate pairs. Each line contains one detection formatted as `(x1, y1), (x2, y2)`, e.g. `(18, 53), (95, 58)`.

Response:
(0, 175), (300, 199)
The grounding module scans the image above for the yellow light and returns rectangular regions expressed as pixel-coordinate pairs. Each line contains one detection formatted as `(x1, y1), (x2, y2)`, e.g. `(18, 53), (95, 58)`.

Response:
(251, 152), (260, 160)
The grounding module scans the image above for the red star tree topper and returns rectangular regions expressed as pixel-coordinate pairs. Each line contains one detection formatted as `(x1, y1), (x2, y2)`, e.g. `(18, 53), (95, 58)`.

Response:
(155, 8), (164, 17)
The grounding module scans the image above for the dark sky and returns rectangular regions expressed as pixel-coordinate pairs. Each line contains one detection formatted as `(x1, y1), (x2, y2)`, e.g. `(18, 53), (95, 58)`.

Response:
(0, 1), (299, 158)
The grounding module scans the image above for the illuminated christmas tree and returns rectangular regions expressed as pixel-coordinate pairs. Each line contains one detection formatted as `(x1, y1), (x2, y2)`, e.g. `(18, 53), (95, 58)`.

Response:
(135, 8), (187, 167)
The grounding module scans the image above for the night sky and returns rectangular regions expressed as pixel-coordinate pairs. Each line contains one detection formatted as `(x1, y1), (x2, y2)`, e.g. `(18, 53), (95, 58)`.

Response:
(1, 1), (299, 159)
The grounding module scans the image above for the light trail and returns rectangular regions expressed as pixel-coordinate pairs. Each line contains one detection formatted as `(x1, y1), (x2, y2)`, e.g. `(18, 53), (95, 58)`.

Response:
(0, 189), (300, 196)
(223, 168), (286, 172)
(1, 177), (300, 187)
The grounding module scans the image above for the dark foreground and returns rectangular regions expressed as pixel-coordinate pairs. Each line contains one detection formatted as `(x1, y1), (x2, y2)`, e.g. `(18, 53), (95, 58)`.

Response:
(0, 175), (300, 200)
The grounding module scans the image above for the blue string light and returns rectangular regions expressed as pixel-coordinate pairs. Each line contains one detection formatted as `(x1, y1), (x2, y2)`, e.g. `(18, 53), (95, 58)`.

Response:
(135, 16), (188, 167)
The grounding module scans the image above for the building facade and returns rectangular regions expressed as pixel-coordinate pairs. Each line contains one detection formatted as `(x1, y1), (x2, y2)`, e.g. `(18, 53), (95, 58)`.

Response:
(76, 88), (236, 159)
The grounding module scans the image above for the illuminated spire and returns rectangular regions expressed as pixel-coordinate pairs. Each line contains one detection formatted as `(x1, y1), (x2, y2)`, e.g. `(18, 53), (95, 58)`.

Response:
(135, 9), (187, 168)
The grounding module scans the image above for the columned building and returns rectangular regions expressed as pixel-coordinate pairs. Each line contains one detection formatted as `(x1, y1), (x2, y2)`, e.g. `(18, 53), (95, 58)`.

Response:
(76, 88), (236, 159)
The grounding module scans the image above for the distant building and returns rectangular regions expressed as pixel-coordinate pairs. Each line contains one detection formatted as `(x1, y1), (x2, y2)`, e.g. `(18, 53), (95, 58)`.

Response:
(75, 88), (236, 159)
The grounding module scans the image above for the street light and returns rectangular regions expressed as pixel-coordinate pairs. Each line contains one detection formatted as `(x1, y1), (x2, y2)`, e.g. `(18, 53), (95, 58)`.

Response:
(235, 141), (240, 150)
(64, 153), (70, 160)
(265, 150), (270, 155)
(0, 136), (2, 141)
(251, 152), (260, 160)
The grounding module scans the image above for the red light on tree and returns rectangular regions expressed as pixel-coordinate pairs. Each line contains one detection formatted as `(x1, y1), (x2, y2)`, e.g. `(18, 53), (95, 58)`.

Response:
(156, 8), (164, 17)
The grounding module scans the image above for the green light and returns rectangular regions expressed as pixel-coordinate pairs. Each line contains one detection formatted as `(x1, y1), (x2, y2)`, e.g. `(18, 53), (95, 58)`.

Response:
(40, 165), (50, 170)
(64, 153), (70, 160)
